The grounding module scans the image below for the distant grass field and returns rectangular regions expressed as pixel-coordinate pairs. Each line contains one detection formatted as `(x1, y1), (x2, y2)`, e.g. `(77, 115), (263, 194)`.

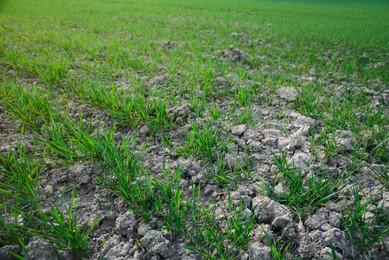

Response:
(1, 0), (388, 258)
(4, 0), (389, 46)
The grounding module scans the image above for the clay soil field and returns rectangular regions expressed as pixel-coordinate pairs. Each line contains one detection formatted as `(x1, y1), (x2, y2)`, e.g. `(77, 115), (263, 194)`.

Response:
(1, 0), (389, 259)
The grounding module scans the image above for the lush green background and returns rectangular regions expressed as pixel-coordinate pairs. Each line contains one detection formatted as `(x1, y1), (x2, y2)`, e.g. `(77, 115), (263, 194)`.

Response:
(1, 0), (388, 48)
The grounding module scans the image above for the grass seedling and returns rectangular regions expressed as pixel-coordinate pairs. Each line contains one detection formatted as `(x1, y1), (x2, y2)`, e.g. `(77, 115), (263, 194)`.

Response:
(189, 94), (206, 118)
(294, 84), (322, 119)
(342, 188), (389, 254)
(154, 166), (185, 236)
(143, 93), (172, 135)
(0, 213), (28, 255)
(34, 62), (69, 86)
(185, 188), (255, 259)
(225, 192), (255, 251)
(208, 101), (221, 121)
(0, 145), (39, 211)
(260, 151), (350, 218)
(185, 208), (225, 259)
(319, 127), (339, 158)
(362, 162), (389, 189)
(263, 229), (292, 260)
(177, 121), (229, 163)
(93, 129), (140, 197)
(0, 83), (62, 131)
(330, 240), (339, 260)
(39, 121), (80, 164)
(235, 85), (253, 107)
(36, 189), (98, 258)
(125, 174), (157, 220)
(231, 106), (255, 126)
(206, 153), (232, 184)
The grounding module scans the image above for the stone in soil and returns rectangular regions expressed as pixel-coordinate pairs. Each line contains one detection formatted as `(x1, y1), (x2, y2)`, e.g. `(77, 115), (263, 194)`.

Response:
(252, 195), (301, 241)
(101, 235), (136, 260)
(140, 230), (176, 258)
(278, 126), (310, 152)
(115, 211), (137, 238)
(298, 228), (353, 259)
(23, 237), (57, 260)
(289, 151), (313, 171)
(247, 242), (271, 260)
(380, 191), (389, 215)
(304, 208), (342, 231)
(231, 124), (247, 136)
(276, 87), (298, 102)
(219, 46), (247, 62)
(212, 76), (229, 87)
(158, 40), (175, 49)
(223, 153), (247, 169)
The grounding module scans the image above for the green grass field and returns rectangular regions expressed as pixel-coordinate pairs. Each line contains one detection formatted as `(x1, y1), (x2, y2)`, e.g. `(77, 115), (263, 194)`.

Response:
(1, 0), (389, 259)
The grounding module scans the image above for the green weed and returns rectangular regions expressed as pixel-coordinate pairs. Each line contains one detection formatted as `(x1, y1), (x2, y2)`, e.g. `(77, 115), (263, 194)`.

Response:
(342, 188), (389, 253)
(260, 151), (350, 217)
(177, 121), (229, 163)
(36, 189), (98, 258)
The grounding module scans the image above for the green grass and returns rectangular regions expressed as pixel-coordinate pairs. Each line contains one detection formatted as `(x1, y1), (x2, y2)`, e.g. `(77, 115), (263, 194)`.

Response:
(176, 120), (230, 163)
(185, 188), (255, 259)
(342, 188), (389, 253)
(0, 0), (388, 258)
(35, 189), (98, 258)
(260, 151), (351, 218)
(0, 147), (96, 258)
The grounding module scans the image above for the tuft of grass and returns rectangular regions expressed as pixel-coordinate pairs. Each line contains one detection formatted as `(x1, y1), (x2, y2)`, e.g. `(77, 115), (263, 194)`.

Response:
(206, 153), (233, 184)
(39, 121), (80, 164)
(341, 188), (389, 254)
(366, 163), (389, 189)
(185, 187), (255, 259)
(0, 145), (39, 211)
(177, 121), (230, 163)
(208, 101), (221, 121)
(0, 146), (97, 258)
(231, 106), (256, 126)
(263, 230), (292, 260)
(0, 213), (28, 253)
(295, 83), (389, 164)
(0, 82), (63, 131)
(36, 189), (98, 258)
(260, 151), (350, 218)
(235, 85), (254, 107)
(69, 81), (172, 133)
(154, 165), (186, 236)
